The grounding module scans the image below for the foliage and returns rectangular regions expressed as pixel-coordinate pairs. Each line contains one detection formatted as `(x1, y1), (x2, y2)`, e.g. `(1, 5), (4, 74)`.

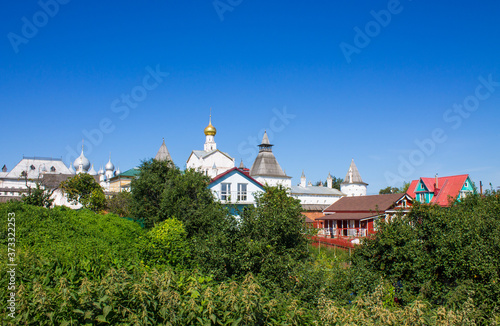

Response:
(22, 180), (54, 208)
(139, 218), (190, 268)
(318, 283), (482, 325)
(379, 186), (402, 194)
(316, 176), (343, 190)
(379, 182), (411, 194)
(235, 185), (310, 284)
(0, 201), (144, 275)
(159, 168), (231, 238)
(106, 191), (132, 217)
(352, 191), (500, 322)
(1, 196), (500, 325)
(129, 159), (238, 278)
(130, 159), (180, 227)
(0, 264), (318, 325)
(89, 188), (106, 212)
(1, 260), (491, 325)
(61, 173), (106, 212)
(401, 181), (411, 193)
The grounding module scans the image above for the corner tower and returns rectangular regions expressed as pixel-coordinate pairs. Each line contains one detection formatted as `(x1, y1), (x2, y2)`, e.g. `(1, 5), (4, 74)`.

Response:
(340, 159), (368, 196)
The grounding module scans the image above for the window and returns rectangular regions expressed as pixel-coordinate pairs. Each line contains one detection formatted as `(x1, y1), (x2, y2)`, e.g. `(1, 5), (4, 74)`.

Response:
(30, 165), (36, 170)
(237, 183), (247, 201)
(221, 183), (231, 201)
(51, 166), (56, 172)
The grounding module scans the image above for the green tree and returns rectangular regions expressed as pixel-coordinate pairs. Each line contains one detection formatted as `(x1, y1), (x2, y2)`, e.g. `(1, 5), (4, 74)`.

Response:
(331, 176), (343, 190)
(106, 191), (132, 217)
(400, 181), (411, 193)
(130, 159), (237, 278)
(130, 159), (179, 227)
(352, 191), (500, 321)
(235, 185), (310, 283)
(379, 186), (402, 194)
(61, 173), (106, 212)
(22, 179), (54, 208)
(130, 159), (231, 236)
(315, 176), (343, 190)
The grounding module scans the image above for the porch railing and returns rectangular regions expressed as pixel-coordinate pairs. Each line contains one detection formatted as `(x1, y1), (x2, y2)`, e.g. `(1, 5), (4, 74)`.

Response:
(318, 227), (367, 238)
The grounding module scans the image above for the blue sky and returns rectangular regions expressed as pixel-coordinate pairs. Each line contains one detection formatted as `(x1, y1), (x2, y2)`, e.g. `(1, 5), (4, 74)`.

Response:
(1, 0), (499, 194)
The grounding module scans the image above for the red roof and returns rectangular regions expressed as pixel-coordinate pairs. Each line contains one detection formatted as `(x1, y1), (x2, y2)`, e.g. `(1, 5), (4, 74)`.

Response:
(406, 174), (469, 206)
(209, 167), (264, 187)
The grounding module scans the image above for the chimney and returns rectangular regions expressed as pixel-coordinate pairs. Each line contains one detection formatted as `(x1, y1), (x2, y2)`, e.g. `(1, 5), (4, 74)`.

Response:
(434, 174), (439, 196)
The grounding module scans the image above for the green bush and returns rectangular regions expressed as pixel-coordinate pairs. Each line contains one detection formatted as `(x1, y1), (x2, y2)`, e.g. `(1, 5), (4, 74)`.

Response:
(352, 191), (500, 322)
(139, 218), (190, 268)
(0, 201), (144, 275)
(106, 191), (132, 217)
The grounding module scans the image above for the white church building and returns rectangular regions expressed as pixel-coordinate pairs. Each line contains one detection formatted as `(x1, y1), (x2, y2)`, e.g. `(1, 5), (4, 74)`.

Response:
(186, 114), (235, 178)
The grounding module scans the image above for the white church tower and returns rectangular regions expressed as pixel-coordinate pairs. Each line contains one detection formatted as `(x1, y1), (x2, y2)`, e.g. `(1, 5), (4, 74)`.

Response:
(204, 113), (217, 152)
(186, 110), (235, 178)
(340, 159), (368, 196)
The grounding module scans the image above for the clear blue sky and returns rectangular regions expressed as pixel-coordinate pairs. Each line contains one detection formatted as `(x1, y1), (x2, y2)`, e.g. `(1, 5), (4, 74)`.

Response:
(1, 0), (499, 194)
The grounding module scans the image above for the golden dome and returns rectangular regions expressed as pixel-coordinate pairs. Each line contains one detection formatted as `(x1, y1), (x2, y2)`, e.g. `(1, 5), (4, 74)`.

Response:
(204, 121), (216, 136)
(204, 113), (217, 136)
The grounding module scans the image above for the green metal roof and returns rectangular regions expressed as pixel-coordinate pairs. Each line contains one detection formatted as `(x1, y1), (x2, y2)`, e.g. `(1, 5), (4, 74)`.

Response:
(112, 167), (140, 179)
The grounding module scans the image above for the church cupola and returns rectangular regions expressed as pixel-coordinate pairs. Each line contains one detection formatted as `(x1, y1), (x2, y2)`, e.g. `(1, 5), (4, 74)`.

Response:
(300, 170), (306, 187)
(105, 154), (115, 179)
(74, 141), (91, 174)
(204, 110), (217, 152)
(88, 164), (97, 176)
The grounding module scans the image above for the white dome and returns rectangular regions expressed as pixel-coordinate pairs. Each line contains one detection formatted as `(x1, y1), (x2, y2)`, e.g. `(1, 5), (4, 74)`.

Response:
(115, 167), (121, 175)
(105, 158), (114, 171)
(74, 150), (91, 172)
(88, 164), (97, 176)
(97, 166), (104, 175)
(68, 163), (76, 174)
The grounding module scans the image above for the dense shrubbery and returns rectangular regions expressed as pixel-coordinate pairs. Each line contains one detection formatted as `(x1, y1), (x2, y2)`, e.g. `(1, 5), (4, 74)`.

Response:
(353, 190), (500, 323)
(138, 218), (190, 269)
(1, 165), (499, 324)
(106, 190), (132, 217)
(0, 201), (144, 275)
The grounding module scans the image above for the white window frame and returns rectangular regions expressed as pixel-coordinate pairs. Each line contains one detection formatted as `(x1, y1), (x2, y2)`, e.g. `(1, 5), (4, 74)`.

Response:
(221, 183), (231, 201)
(237, 183), (247, 201)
